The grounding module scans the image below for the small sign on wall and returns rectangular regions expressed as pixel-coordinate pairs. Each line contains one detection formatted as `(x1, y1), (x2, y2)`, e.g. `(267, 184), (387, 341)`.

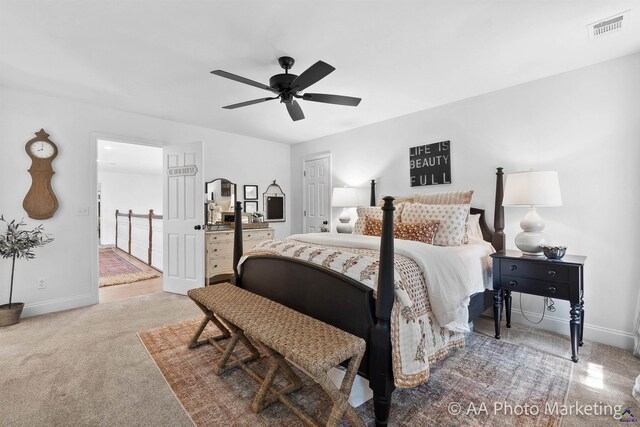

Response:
(167, 165), (198, 177)
(409, 140), (451, 187)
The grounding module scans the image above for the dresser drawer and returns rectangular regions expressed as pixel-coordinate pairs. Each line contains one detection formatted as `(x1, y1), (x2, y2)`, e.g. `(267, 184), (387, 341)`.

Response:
(498, 275), (569, 299)
(500, 260), (569, 283)
(207, 258), (232, 275)
(243, 230), (274, 241)
(206, 232), (234, 243)
(207, 242), (233, 259)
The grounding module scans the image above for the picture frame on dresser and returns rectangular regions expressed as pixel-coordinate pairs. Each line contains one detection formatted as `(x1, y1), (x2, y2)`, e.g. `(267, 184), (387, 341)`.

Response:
(244, 201), (258, 213)
(244, 185), (258, 200)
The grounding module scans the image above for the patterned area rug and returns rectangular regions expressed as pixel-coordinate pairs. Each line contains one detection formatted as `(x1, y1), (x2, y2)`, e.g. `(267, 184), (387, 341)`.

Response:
(99, 247), (160, 287)
(139, 317), (572, 426)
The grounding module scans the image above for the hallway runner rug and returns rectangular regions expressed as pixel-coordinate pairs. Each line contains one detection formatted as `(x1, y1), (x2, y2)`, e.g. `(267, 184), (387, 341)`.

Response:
(99, 247), (160, 287)
(138, 317), (571, 426)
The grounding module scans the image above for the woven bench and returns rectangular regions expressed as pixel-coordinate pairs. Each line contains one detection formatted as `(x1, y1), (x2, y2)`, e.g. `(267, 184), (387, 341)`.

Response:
(188, 282), (366, 427)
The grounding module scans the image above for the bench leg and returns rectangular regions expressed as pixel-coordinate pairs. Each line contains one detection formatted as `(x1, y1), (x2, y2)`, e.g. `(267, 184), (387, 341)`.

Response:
(251, 346), (304, 413)
(212, 323), (261, 375)
(319, 353), (365, 427)
(189, 303), (231, 349)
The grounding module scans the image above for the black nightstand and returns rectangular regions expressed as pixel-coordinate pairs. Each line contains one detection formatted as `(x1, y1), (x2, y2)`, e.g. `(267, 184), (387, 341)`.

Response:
(491, 250), (587, 363)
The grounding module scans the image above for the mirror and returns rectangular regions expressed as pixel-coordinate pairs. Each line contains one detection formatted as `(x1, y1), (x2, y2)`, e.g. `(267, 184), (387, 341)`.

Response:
(263, 180), (285, 222)
(204, 178), (237, 225)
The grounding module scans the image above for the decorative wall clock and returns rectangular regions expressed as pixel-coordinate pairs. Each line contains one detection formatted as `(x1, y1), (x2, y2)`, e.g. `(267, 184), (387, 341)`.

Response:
(23, 129), (59, 220)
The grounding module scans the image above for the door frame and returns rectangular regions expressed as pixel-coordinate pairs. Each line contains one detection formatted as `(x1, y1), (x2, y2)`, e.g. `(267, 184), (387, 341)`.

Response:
(90, 132), (163, 303)
(302, 152), (332, 233)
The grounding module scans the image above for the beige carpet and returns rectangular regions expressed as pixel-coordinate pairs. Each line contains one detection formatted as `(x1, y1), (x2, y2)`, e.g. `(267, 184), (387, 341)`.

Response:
(99, 247), (160, 287)
(139, 317), (572, 426)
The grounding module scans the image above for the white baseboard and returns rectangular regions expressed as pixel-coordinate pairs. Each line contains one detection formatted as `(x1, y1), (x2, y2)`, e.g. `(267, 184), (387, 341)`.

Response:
(508, 310), (634, 350)
(22, 294), (97, 318)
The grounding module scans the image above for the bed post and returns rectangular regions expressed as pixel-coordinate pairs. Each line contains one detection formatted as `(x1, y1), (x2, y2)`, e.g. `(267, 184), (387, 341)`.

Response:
(370, 179), (376, 207)
(492, 167), (505, 252)
(370, 196), (395, 426)
(232, 201), (243, 285)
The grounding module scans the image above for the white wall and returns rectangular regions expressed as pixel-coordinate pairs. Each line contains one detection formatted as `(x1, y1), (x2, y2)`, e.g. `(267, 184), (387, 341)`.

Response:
(99, 170), (162, 246)
(202, 134), (291, 241)
(0, 86), (291, 317)
(291, 53), (640, 349)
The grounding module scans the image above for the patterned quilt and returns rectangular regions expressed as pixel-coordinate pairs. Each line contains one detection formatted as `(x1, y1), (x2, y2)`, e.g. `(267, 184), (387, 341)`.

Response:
(239, 237), (465, 388)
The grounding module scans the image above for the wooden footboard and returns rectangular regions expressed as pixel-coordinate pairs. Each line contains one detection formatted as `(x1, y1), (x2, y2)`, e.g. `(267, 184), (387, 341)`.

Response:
(239, 255), (376, 376)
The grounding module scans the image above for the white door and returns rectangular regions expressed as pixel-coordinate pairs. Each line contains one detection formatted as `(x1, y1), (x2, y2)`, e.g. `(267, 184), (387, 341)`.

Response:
(303, 155), (331, 233)
(162, 141), (204, 294)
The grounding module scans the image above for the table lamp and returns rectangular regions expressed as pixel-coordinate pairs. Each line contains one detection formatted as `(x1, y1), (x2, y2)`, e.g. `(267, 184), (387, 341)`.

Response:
(502, 170), (562, 256)
(332, 187), (359, 233)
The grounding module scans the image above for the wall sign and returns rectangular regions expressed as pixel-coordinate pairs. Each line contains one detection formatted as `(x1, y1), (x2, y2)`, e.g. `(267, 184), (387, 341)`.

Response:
(167, 165), (198, 176)
(409, 140), (451, 187)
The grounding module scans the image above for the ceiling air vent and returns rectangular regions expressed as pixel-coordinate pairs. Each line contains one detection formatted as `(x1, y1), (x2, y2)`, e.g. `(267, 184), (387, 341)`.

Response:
(588, 11), (629, 39)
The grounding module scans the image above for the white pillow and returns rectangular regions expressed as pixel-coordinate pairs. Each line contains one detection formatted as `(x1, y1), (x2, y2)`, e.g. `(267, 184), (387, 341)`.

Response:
(353, 204), (403, 235)
(402, 202), (470, 246)
(466, 213), (484, 241)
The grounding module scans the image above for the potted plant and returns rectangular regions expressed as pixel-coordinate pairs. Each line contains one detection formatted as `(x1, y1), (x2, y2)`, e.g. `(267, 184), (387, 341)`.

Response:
(251, 212), (264, 223)
(0, 216), (53, 327)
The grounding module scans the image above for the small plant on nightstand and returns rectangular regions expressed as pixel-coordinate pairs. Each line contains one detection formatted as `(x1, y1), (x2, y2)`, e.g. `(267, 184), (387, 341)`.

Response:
(0, 216), (53, 327)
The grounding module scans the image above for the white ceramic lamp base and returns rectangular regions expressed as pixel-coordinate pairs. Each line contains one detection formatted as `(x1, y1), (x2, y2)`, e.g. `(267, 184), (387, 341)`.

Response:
(336, 208), (353, 234)
(515, 207), (548, 256)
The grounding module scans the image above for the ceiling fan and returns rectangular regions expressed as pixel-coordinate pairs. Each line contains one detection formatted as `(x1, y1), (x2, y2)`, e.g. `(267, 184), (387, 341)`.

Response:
(211, 56), (361, 121)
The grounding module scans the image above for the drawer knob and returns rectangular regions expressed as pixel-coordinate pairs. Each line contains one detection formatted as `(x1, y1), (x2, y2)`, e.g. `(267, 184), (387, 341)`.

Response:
(509, 265), (518, 271)
(214, 249), (217, 252)
(548, 286), (557, 294)
(214, 264), (218, 268)
(548, 270), (557, 277)
(509, 280), (517, 287)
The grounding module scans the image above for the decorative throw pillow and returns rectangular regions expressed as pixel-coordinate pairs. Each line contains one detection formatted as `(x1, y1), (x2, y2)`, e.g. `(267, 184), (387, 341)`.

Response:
(363, 217), (440, 244)
(402, 202), (470, 246)
(362, 216), (382, 236)
(353, 204), (403, 235)
(413, 190), (474, 205)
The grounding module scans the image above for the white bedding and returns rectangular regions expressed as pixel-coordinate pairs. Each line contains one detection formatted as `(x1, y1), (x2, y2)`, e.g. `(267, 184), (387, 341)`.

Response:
(288, 233), (494, 333)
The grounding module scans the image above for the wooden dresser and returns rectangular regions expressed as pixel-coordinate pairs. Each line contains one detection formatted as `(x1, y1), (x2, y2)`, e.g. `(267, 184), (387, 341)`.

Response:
(205, 228), (274, 284)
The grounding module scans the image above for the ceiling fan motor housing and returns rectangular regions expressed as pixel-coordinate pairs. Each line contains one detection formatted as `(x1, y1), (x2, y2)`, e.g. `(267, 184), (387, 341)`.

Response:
(269, 73), (298, 92)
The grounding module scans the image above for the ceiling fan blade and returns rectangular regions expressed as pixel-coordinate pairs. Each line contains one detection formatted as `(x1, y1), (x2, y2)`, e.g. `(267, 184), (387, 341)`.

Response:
(286, 100), (305, 121)
(211, 70), (277, 93)
(302, 93), (361, 107)
(222, 97), (278, 109)
(289, 61), (335, 92)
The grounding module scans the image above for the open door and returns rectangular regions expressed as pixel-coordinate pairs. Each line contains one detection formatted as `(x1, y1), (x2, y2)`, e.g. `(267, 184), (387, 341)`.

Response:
(162, 141), (204, 294)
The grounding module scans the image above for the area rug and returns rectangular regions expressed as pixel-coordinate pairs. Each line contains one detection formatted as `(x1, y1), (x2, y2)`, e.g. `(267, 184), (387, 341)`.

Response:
(138, 317), (572, 426)
(99, 247), (160, 287)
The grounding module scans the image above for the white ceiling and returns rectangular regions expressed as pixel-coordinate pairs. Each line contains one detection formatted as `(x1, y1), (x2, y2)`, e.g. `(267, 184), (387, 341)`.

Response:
(2, 1), (639, 144)
(97, 139), (162, 175)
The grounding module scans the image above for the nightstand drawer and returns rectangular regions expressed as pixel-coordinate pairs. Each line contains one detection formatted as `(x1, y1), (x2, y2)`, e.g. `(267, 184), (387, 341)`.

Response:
(498, 275), (570, 299)
(500, 260), (569, 283)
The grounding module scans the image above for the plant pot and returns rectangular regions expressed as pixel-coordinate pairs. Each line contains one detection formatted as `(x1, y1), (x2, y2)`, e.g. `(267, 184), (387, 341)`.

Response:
(0, 302), (24, 327)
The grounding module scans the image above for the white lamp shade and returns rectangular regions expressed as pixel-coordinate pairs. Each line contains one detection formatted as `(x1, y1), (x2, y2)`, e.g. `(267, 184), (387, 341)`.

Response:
(502, 171), (562, 207)
(332, 187), (359, 207)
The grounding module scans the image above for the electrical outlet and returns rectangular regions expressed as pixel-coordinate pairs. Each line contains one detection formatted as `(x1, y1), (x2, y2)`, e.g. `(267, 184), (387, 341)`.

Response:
(76, 207), (90, 216)
(37, 278), (46, 289)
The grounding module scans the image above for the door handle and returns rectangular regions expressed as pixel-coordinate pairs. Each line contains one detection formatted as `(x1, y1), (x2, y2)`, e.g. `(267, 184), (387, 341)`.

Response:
(194, 225), (202, 230)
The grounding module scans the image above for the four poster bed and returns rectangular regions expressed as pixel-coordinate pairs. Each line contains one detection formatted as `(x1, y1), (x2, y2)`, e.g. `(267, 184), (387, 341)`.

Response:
(228, 167), (505, 426)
